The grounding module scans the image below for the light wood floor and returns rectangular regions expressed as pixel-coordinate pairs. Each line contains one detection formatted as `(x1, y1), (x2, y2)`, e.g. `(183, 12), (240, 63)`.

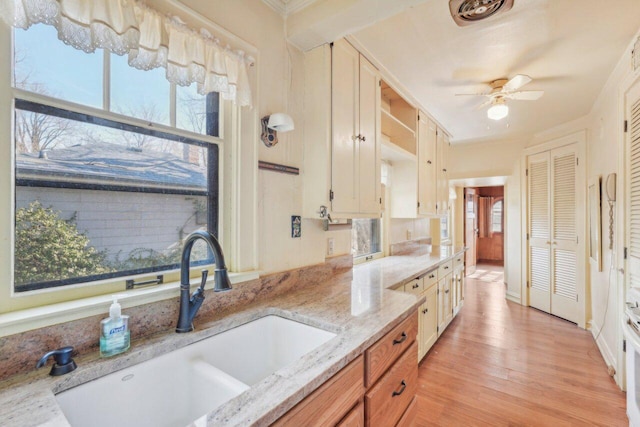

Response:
(416, 264), (627, 426)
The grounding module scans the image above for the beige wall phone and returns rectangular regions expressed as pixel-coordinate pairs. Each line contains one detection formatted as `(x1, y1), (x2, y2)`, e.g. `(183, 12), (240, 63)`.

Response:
(606, 173), (616, 249)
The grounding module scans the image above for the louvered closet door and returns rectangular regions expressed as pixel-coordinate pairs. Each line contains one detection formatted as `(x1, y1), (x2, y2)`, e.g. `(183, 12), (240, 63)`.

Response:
(528, 146), (580, 323)
(549, 145), (579, 322)
(626, 81), (640, 289)
(528, 152), (551, 313)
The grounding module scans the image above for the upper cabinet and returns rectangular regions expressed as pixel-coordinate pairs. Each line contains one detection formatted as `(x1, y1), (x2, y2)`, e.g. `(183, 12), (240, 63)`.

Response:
(303, 39), (381, 219)
(302, 39), (449, 220)
(436, 132), (450, 216)
(417, 114), (437, 216)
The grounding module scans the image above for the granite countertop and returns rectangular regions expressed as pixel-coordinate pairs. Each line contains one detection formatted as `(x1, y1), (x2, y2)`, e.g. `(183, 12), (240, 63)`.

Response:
(0, 245), (464, 427)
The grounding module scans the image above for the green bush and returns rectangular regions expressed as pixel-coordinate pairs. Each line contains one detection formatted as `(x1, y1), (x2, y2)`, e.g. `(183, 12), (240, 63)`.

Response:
(15, 201), (111, 286)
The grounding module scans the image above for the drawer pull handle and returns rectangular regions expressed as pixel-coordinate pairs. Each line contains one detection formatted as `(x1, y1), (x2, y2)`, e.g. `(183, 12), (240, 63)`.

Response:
(444, 266), (449, 270)
(393, 332), (407, 345)
(412, 284), (419, 289)
(422, 308), (428, 314)
(445, 289), (450, 294)
(392, 380), (407, 397)
(429, 274), (435, 279)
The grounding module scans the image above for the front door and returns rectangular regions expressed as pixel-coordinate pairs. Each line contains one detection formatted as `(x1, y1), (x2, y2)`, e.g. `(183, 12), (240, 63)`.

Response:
(465, 188), (478, 275)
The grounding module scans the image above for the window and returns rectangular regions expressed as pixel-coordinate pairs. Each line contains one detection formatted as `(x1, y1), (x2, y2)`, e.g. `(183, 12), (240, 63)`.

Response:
(11, 26), (222, 293)
(491, 199), (503, 233)
(352, 219), (381, 258)
(440, 216), (449, 241)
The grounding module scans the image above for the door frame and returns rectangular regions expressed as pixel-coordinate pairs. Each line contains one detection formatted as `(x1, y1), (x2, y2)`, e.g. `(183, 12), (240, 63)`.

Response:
(520, 130), (587, 328)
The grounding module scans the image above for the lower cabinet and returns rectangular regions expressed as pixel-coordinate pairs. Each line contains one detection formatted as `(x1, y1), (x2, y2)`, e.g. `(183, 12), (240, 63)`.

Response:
(275, 312), (418, 427)
(400, 254), (464, 361)
(273, 356), (365, 426)
(337, 402), (364, 427)
(419, 282), (437, 360)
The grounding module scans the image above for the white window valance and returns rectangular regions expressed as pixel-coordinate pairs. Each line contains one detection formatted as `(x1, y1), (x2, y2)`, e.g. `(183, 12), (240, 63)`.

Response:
(1, 0), (253, 107)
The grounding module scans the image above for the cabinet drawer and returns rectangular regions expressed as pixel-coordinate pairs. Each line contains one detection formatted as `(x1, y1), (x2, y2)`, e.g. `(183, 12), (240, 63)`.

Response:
(365, 342), (418, 427)
(396, 397), (417, 427)
(337, 402), (364, 427)
(438, 261), (453, 279)
(403, 277), (423, 295)
(453, 253), (464, 270)
(423, 269), (437, 288)
(275, 356), (364, 427)
(365, 312), (418, 387)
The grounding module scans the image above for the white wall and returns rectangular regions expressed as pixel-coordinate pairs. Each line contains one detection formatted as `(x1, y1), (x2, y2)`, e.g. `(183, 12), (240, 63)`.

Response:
(177, 0), (351, 273)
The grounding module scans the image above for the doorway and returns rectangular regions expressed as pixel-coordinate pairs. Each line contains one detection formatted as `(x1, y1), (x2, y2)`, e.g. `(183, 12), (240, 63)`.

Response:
(464, 186), (505, 275)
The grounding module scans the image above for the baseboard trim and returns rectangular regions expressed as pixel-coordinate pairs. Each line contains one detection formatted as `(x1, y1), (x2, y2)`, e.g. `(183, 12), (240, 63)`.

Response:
(589, 319), (618, 386)
(505, 290), (521, 305)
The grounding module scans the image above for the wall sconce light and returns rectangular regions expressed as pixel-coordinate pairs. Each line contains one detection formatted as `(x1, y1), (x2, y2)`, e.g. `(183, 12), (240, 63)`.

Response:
(260, 113), (295, 147)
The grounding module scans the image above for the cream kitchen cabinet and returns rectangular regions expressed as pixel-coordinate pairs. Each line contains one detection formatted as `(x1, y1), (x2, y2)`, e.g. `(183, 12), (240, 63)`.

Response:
(399, 268), (438, 361)
(452, 253), (465, 316)
(437, 261), (453, 336)
(417, 114), (437, 216)
(436, 131), (450, 216)
(303, 39), (381, 219)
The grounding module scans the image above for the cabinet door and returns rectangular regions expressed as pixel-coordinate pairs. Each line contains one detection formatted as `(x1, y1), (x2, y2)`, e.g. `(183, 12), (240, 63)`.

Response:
(436, 130), (449, 216)
(437, 278), (445, 335)
(357, 55), (381, 215)
(331, 40), (360, 214)
(421, 284), (438, 358)
(444, 274), (453, 325)
(418, 115), (437, 216)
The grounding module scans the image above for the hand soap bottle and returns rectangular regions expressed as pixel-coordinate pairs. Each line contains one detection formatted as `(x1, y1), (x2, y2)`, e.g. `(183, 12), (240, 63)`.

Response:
(100, 295), (130, 357)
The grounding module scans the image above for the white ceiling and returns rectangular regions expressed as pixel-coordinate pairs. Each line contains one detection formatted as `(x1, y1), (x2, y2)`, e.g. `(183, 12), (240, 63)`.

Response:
(351, 0), (640, 143)
(265, 0), (640, 144)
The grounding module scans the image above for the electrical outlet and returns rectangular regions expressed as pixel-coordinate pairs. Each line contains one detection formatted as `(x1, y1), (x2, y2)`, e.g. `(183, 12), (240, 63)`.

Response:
(406, 229), (412, 240)
(327, 238), (335, 256)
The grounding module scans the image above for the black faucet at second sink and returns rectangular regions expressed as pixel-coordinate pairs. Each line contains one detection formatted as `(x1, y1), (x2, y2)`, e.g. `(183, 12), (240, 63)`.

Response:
(176, 230), (232, 333)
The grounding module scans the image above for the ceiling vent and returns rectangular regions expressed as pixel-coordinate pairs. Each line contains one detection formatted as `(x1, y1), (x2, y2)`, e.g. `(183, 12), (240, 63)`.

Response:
(449, 0), (514, 26)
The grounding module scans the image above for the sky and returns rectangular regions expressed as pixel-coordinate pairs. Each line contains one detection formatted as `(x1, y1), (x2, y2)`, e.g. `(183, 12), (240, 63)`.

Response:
(14, 24), (206, 133)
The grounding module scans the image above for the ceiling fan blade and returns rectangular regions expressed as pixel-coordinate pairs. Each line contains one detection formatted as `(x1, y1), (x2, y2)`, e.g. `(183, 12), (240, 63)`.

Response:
(503, 74), (532, 92)
(505, 90), (544, 100)
(475, 99), (492, 110)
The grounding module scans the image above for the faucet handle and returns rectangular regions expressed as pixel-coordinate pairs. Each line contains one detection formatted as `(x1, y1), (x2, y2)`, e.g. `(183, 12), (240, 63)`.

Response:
(199, 269), (209, 291)
(36, 346), (77, 376)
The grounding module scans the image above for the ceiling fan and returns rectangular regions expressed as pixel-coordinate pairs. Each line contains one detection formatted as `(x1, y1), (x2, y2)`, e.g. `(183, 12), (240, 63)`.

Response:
(456, 74), (544, 120)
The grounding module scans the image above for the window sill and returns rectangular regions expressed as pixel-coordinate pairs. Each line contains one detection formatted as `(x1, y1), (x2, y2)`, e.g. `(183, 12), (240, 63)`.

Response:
(0, 271), (259, 338)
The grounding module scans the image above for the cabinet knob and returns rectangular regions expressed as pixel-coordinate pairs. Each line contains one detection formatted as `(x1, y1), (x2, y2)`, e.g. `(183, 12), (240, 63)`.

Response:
(427, 160), (432, 164)
(412, 284), (419, 289)
(429, 274), (435, 279)
(360, 135), (366, 142)
(422, 308), (428, 314)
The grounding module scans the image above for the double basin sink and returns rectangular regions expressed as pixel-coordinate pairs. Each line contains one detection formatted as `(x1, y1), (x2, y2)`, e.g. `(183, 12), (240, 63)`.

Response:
(55, 316), (336, 427)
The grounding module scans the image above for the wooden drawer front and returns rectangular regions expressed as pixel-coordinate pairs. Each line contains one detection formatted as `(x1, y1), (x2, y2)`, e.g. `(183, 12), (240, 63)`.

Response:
(423, 269), (437, 288)
(275, 356), (365, 427)
(365, 342), (418, 427)
(337, 402), (364, 427)
(365, 313), (418, 387)
(396, 396), (417, 427)
(437, 261), (453, 279)
(403, 277), (423, 295)
(453, 254), (464, 270)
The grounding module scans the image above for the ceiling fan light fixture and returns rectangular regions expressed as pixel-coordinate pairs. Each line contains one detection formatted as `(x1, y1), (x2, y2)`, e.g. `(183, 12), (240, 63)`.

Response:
(487, 101), (509, 120)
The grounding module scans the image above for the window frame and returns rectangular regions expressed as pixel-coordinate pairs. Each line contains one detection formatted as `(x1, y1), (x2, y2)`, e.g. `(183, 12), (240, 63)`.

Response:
(0, 14), (260, 323)
(352, 217), (384, 264)
(491, 198), (504, 234)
